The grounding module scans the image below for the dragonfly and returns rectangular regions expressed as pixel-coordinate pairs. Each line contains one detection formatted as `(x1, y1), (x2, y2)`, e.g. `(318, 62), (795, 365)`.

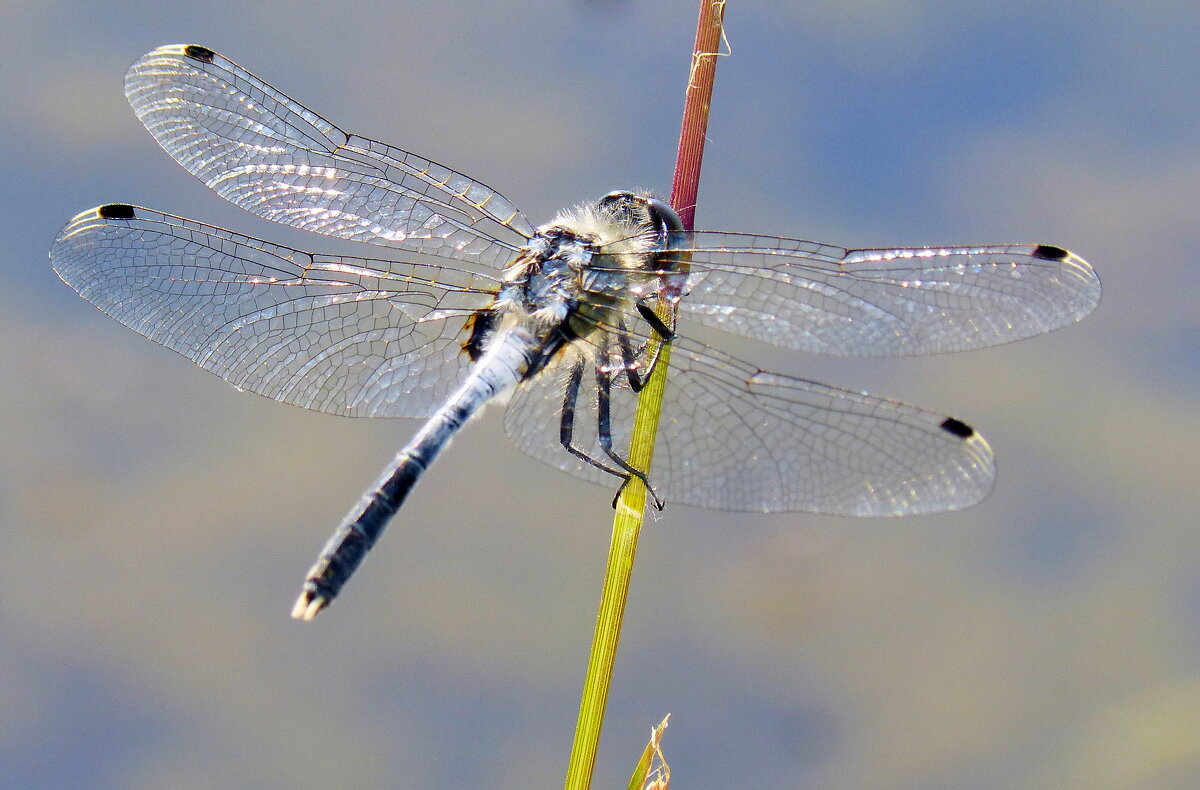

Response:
(50, 45), (1101, 620)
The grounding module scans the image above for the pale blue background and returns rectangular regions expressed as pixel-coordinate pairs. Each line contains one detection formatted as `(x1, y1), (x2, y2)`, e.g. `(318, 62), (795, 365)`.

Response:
(3, 2), (1197, 788)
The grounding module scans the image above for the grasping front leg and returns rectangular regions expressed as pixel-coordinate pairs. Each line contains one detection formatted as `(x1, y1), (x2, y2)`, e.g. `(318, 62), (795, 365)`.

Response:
(595, 362), (666, 510)
(636, 301), (676, 342)
(619, 300), (677, 393)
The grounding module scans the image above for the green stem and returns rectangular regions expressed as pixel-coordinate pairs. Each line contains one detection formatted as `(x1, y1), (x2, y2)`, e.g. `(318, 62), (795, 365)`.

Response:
(562, 3), (726, 789)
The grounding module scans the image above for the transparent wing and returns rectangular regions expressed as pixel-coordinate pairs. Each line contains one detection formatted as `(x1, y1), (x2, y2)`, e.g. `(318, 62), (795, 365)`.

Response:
(125, 45), (535, 268)
(614, 232), (1100, 356)
(50, 205), (500, 418)
(504, 325), (994, 515)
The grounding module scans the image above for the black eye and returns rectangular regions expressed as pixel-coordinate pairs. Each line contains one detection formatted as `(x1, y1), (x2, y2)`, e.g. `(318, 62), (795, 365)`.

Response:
(644, 198), (684, 235)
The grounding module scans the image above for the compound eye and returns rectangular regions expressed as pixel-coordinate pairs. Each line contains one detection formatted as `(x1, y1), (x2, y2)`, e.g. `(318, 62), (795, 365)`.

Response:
(644, 197), (685, 234)
(597, 190), (639, 211)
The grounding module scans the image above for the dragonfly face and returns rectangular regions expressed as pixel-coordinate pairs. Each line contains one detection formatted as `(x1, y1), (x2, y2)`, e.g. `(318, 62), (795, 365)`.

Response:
(49, 45), (1101, 617)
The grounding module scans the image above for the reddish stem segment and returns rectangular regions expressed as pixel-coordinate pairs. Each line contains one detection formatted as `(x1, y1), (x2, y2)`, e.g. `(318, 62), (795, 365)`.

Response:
(669, 0), (726, 231)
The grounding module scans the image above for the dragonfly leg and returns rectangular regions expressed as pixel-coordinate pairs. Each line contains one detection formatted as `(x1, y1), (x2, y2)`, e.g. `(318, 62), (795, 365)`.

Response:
(636, 300), (676, 341)
(617, 305), (673, 394)
(559, 358), (630, 481)
(595, 364), (665, 510)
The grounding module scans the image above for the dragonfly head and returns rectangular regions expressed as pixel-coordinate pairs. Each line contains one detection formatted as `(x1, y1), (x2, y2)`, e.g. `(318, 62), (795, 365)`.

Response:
(597, 191), (685, 246)
(596, 193), (690, 305)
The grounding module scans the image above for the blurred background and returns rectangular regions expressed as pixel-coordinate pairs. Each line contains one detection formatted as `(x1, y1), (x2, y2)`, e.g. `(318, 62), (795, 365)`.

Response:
(3, 1), (1197, 788)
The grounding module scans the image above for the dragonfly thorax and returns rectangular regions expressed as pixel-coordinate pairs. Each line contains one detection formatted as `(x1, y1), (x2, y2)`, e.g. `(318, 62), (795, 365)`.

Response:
(496, 192), (683, 329)
(497, 226), (594, 328)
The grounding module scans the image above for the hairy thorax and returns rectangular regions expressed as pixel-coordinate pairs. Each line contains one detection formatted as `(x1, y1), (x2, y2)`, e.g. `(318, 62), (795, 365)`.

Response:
(489, 194), (683, 359)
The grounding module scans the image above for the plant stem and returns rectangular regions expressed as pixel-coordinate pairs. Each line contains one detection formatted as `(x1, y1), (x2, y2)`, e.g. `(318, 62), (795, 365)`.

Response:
(562, 3), (726, 789)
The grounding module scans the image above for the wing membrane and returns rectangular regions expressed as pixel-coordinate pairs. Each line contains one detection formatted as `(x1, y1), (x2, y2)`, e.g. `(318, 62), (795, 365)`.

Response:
(124, 45), (534, 267)
(50, 205), (498, 417)
(616, 232), (1100, 356)
(504, 321), (994, 515)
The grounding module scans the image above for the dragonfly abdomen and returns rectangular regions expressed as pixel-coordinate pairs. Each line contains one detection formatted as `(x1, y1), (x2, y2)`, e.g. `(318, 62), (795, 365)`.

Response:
(291, 326), (540, 619)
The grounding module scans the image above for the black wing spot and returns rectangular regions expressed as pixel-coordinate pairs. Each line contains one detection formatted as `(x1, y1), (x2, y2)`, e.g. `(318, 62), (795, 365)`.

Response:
(1032, 245), (1069, 261)
(183, 45), (216, 63)
(939, 417), (975, 439)
(98, 204), (136, 220)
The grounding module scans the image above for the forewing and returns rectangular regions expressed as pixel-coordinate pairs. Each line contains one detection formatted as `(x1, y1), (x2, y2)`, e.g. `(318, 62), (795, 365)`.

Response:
(50, 205), (498, 418)
(656, 232), (1100, 356)
(504, 331), (995, 515)
(124, 45), (534, 267)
